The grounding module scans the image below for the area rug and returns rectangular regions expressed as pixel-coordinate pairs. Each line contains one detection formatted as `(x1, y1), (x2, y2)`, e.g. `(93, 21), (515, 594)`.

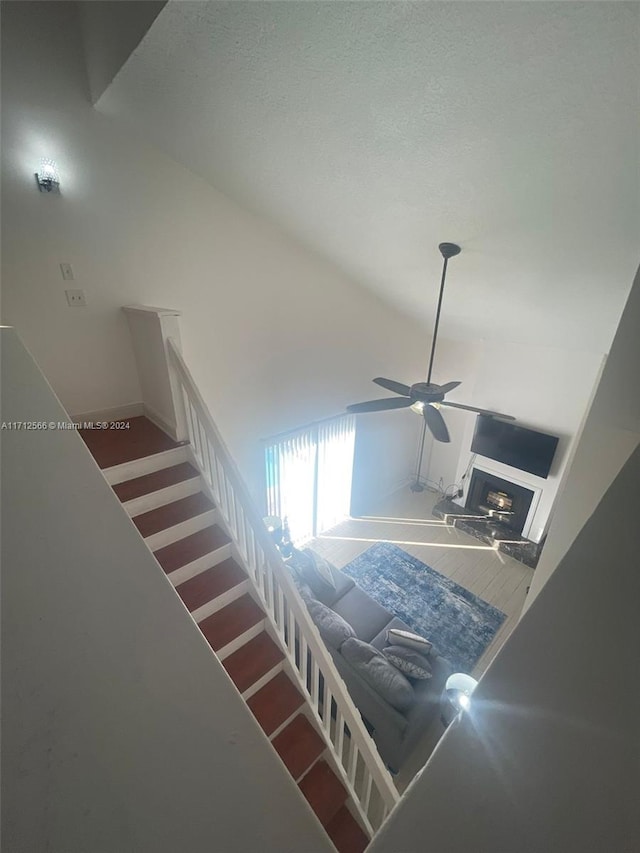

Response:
(342, 542), (506, 673)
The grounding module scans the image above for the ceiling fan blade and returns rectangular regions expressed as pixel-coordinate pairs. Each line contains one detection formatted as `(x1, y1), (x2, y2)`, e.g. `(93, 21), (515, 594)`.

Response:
(372, 377), (411, 397)
(439, 401), (516, 420)
(347, 397), (413, 414)
(436, 380), (462, 394)
(424, 403), (450, 443)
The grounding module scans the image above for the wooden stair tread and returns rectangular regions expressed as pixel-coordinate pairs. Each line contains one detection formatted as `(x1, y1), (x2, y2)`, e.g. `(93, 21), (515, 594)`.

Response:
(223, 633), (284, 694)
(247, 671), (305, 737)
(325, 806), (369, 853)
(199, 594), (264, 651)
(272, 714), (325, 780)
(154, 525), (230, 573)
(175, 558), (246, 612)
(113, 462), (199, 502)
(80, 415), (181, 469)
(299, 759), (348, 827)
(133, 492), (214, 537)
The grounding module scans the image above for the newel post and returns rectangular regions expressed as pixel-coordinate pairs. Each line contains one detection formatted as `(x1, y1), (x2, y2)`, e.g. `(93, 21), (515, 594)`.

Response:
(122, 305), (188, 442)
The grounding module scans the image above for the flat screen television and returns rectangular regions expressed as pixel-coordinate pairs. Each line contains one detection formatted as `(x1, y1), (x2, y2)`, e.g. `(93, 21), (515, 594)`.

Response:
(471, 416), (559, 479)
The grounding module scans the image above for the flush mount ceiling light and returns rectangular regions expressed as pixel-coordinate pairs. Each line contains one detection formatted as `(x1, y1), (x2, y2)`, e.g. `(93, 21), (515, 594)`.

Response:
(348, 243), (515, 443)
(35, 159), (60, 193)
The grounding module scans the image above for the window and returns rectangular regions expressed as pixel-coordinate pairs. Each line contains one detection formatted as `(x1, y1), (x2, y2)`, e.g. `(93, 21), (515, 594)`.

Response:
(265, 414), (356, 545)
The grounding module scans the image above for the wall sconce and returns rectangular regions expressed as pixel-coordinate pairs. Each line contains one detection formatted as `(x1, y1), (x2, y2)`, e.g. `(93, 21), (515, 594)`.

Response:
(35, 159), (60, 193)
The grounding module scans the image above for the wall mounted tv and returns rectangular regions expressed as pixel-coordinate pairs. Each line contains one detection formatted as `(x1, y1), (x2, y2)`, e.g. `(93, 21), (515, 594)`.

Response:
(471, 416), (559, 479)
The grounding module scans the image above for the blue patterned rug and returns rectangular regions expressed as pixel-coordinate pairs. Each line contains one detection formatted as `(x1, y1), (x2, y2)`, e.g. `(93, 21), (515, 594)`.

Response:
(342, 542), (506, 673)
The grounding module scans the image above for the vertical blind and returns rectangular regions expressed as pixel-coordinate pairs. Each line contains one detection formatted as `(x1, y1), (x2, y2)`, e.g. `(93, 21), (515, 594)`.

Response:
(265, 414), (356, 545)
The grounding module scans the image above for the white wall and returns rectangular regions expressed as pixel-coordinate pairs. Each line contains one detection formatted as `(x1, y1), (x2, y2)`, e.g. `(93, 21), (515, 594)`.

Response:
(0, 327), (332, 853)
(78, 0), (166, 103)
(451, 340), (604, 542)
(526, 262), (640, 606)
(0, 0), (428, 506)
(420, 337), (485, 493)
(351, 408), (421, 515)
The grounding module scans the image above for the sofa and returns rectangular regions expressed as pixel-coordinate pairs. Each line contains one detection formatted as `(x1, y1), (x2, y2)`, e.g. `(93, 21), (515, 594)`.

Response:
(289, 549), (452, 773)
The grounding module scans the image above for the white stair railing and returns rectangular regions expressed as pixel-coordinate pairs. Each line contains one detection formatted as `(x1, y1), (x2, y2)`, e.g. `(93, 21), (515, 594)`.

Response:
(167, 338), (399, 834)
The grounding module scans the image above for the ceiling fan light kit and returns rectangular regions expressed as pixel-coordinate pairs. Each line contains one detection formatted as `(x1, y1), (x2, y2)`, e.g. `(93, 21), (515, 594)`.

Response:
(347, 241), (515, 490)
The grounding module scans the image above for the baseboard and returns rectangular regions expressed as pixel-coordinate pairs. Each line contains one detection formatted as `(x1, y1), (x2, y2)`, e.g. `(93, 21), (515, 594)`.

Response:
(71, 402), (144, 424)
(143, 403), (179, 442)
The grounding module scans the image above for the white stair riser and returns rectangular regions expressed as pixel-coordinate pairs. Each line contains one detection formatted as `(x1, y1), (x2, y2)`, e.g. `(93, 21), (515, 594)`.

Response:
(269, 705), (304, 741)
(192, 579), (249, 623)
(143, 509), (219, 552)
(104, 446), (188, 485)
(217, 620), (265, 661)
(265, 703), (303, 743)
(165, 542), (233, 587)
(122, 476), (203, 517)
(294, 753), (327, 785)
(241, 663), (286, 703)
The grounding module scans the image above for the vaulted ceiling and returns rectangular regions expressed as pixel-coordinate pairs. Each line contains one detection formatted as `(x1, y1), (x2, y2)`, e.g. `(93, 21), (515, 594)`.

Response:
(99, 0), (639, 354)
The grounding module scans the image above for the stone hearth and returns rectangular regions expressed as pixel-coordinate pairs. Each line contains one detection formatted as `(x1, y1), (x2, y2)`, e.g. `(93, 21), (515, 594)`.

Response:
(432, 498), (543, 569)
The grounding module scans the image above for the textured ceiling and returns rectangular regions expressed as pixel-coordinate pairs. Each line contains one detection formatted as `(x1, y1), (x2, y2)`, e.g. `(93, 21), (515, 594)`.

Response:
(99, 1), (639, 353)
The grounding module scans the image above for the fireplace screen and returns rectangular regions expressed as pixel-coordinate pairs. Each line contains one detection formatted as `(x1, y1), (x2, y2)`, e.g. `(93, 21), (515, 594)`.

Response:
(486, 490), (513, 512)
(466, 468), (535, 536)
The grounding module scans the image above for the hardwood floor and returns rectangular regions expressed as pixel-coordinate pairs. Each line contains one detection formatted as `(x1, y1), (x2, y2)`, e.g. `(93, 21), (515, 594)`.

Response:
(79, 415), (182, 469)
(307, 486), (534, 790)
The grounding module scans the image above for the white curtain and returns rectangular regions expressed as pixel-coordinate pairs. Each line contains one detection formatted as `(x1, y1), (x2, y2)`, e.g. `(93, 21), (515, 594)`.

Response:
(265, 414), (355, 545)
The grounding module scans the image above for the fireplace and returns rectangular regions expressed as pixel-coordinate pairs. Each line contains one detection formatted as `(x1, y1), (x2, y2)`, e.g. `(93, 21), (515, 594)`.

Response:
(466, 468), (534, 536)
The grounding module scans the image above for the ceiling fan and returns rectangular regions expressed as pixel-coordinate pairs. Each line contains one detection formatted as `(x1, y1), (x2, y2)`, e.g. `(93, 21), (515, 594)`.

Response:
(347, 242), (515, 443)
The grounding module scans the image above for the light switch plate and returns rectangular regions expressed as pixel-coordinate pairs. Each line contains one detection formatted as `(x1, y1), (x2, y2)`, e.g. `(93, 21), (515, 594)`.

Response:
(60, 262), (74, 281)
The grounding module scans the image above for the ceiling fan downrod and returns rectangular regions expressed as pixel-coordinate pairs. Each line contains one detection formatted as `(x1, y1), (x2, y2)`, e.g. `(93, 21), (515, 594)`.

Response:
(426, 242), (461, 385)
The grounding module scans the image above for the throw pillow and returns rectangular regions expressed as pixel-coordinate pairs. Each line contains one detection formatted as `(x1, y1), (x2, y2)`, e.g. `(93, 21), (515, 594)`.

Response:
(302, 548), (337, 595)
(306, 598), (355, 650)
(287, 548), (339, 599)
(386, 627), (433, 655)
(382, 645), (432, 680)
(341, 638), (415, 712)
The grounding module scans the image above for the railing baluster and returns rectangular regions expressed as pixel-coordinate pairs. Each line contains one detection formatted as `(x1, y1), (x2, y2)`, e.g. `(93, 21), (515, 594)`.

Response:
(183, 388), (195, 447)
(286, 606), (295, 657)
(265, 563), (275, 619)
(248, 529), (259, 585)
(208, 442), (221, 502)
(335, 708), (345, 763)
(239, 512), (251, 564)
(362, 770), (373, 815)
(190, 404), (202, 464)
(198, 419), (210, 479)
(276, 585), (286, 641)
(300, 635), (308, 687)
(310, 659), (320, 710)
(167, 345), (400, 833)
(219, 466), (230, 521)
(229, 489), (239, 541)
(224, 474), (235, 535)
(254, 549), (266, 607)
(348, 739), (358, 787)
(323, 686), (332, 735)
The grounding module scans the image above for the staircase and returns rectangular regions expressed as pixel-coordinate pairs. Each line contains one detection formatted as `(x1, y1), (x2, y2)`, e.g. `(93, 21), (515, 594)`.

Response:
(81, 415), (370, 853)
